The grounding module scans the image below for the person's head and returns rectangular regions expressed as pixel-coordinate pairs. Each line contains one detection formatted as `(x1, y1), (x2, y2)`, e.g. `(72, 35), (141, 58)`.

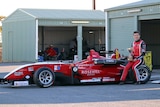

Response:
(133, 31), (141, 41)
(50, 45), (53, 48)
(73, 38), (77, 42)
(114, 48), (119, 53)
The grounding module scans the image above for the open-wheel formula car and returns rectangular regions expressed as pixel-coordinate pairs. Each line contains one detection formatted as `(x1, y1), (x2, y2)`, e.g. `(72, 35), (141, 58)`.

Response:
(0, 50), (151, 88)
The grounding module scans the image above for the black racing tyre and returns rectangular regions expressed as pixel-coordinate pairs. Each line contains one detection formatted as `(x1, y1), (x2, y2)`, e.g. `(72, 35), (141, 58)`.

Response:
(33, 67), (55, 88)
(138, 65), (151, 84)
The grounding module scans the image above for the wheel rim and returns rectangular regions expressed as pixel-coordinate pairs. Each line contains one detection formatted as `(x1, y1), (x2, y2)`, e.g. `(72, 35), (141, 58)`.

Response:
(139, 68), (148, 81)
(39, 70), (53, 85)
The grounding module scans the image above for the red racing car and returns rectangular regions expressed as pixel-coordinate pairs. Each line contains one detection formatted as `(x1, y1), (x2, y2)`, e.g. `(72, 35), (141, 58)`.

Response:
(0, 50), (151, 88)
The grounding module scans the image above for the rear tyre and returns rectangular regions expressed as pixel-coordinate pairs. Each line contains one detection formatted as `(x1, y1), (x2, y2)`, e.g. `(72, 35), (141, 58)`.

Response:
(138, 65), (151, 84)
(33, 67), (55, 88)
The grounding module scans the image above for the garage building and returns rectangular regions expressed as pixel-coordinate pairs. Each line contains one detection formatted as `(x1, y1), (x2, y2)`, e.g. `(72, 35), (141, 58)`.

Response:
(2, 9), (105, 62)
(105, 0), (160, 68)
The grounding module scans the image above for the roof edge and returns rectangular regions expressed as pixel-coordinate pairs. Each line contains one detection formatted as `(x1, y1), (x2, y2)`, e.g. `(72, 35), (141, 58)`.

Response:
(38, 18), (105, 20)
(104, 1), (160, 12)
(18, 8), (104, 20)
(19, 9), (37, 18)
(2, 9), (37, 23)
(2, 9), (18, 23)
(20, 8), (103, 12)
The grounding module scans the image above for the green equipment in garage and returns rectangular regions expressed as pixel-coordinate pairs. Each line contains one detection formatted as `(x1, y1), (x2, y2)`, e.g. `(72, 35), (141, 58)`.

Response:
(144, 51), (152, 71)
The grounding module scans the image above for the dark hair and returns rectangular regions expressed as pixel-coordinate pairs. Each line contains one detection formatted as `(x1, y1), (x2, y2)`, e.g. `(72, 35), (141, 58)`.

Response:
(133, 31), (140, 34)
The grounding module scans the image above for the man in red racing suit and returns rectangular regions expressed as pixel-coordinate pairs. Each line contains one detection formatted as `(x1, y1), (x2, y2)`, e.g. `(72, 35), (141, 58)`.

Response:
(120, 31), (146, 84)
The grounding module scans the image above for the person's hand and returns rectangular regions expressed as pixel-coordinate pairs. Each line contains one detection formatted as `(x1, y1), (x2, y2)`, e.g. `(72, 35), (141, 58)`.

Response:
(133, 59), (137, 62)
(128, 55), (133, 61)
(127, 47), (133, 53)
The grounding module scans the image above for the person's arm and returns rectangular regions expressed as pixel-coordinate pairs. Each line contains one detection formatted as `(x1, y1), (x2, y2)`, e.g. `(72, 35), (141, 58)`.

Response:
(136, 41), (146, 59)
(129, 43), (134, 55)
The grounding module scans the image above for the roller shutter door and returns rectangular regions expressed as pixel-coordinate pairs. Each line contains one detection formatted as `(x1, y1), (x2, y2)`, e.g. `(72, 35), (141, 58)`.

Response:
(110, 17), (134, 55)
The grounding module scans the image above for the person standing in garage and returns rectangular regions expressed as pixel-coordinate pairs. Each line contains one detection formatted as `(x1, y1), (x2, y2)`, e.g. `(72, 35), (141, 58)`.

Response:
(45, 45), (57, 60)
(120, 31), (146, 85)
(69, 38), (77, 59)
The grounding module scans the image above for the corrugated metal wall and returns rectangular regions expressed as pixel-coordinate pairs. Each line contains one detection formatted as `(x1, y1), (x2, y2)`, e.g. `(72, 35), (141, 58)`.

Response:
(2, 10), (36, 62)
(4, 9), (34, 22)
(110, 17), (134, 55)
(38, 19), (105, 27)
(2, 9), (105, 62)
(106, 1), (160, 67)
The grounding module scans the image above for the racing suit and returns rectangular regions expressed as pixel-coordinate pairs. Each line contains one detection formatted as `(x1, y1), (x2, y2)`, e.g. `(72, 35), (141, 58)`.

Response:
(46, 47), (57, 57)
(120, 39), (146, 82)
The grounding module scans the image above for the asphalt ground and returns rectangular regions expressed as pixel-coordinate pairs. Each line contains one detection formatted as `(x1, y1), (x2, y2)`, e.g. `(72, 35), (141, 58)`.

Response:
(0, 82), (160, 107)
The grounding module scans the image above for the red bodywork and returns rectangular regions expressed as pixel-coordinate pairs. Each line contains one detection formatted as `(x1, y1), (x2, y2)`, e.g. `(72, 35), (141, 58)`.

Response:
(4, 50), (124, 84)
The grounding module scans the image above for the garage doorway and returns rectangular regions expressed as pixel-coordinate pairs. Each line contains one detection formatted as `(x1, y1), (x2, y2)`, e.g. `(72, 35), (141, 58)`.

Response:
(38, 26), (77, 53)
(38, 26), (105, 60)
(83, 27), (105, 51)
(140, 19), (160, 68)
(82, 27), (105, 58)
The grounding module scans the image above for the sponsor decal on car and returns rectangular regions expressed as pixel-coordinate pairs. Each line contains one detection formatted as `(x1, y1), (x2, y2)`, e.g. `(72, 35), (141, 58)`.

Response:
(76, 64), (94, 67)
(14, 72), (24, 76)
(28, 67), (34, 71)
(76, 64), (95, 69)
(80, 78), (101, 83)
(78, 66), (86, 69)
(81, 70), (101, 76)
(14, 81), (29, 86)
(106, 59), (115, 62)
(102, 77), (115, 82)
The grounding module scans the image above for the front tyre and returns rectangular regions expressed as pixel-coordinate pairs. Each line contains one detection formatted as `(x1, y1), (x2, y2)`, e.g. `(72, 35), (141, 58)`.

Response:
(138, 65), (151, 84)
(33, 67), (55, 88)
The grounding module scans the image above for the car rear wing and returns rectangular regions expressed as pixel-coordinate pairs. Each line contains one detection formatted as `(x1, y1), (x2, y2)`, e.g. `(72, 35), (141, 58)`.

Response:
(100, 50), (114, 54)
(94, 59), (126, 65)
